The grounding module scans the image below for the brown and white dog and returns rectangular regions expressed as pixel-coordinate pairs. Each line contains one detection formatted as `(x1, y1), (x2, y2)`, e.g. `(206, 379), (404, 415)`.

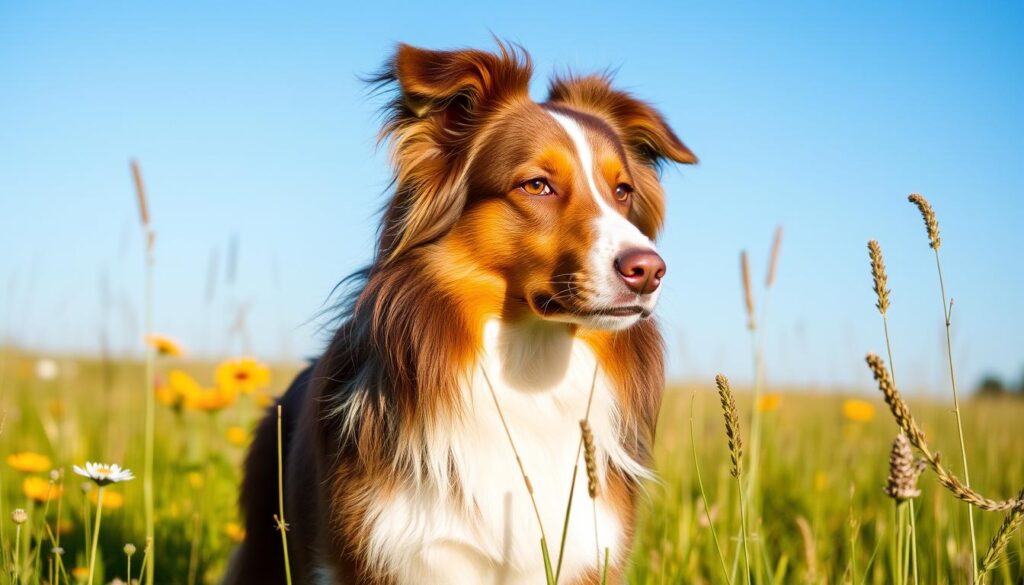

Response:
(225, 42), (695, 585)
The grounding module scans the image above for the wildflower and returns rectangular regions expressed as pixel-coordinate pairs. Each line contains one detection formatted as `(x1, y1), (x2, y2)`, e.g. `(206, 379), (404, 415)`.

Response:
(814, 471), (829, 493)
(216, 357), (271, 395)
(35, 358), (59, 380)
(49, 399), (66, 418)
(88, 489), (125, 510)
(225, 522), (246, 543)
(123, 543), (137, 556)
(73, 462), (134, 486)
(145, 334), (184, 357)
(156, 371), (191, 410)
(11, 508), (28, 524)
(226, 425), (249, 447)
(165, 370), (199, 397)
(72, 566), (88, 580)
(188, 472), (204, 489)
(51, 546), (64, 556)
(23, 476), (62, 503)
(7, 452), (52, 473)
(185, 384), (238, 412)
(757, 393), (781, 412)
(842, 399), (876, 423)
(253, 392), (274, 409)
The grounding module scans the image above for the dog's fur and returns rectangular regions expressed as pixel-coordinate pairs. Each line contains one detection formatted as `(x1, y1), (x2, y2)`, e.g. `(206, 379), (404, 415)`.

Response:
(225, 43), (695, 585)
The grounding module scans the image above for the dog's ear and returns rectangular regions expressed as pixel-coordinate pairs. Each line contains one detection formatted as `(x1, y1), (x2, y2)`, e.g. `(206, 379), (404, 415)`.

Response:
(547, 75), (697, 168)
(372, 43), (532, 261)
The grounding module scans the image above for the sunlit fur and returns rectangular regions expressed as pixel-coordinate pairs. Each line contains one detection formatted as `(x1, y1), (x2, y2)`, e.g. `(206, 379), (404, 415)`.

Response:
(226, 42), (695, 585)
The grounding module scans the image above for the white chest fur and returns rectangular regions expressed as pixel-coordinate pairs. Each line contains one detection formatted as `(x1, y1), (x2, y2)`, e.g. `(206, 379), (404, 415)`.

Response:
(363, 319), (648, 584)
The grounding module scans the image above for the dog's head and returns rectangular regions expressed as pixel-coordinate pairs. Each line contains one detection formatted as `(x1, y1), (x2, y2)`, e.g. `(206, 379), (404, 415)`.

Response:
(373, 43), (696, 331)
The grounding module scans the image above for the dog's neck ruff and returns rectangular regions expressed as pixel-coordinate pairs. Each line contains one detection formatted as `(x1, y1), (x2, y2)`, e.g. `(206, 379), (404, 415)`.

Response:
(362, 318), (650, 584)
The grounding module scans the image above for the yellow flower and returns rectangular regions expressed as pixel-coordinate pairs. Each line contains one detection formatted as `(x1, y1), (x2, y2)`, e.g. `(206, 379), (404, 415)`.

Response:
(23, 476), (62, 503)
(157, 370), (198, 410)
(225, 522), (246, 543)
(72, 566), (89, 580)
(7, 452), (52, 474)
(843, 399), (876, 423)
(253, 392), (274, 409)
(49, 399), (66, 419)
(226, 426), (249, 447)
(185, 384), (238, 412)
(88, 488), (124, 510)
(188, 472), (204, 489)
(814, 471), (829, 493)
(757, 393), (781, 412)
(216, 357), (271, 395)
(145, 334), (184, 357)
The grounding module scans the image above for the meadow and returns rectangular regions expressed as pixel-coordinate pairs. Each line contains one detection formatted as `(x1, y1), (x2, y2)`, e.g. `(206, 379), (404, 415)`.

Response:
(1, 178), (1022, 585)
(1, 347), (1022, 584)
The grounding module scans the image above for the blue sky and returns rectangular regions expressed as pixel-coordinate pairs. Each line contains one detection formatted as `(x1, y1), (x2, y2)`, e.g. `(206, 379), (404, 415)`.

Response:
(1, 1), (1021, 392)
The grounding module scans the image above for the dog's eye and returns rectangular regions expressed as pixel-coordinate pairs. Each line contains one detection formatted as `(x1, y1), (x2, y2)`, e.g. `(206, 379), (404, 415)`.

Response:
(521, 178), (553, 196)
(614, 183), (634, 203)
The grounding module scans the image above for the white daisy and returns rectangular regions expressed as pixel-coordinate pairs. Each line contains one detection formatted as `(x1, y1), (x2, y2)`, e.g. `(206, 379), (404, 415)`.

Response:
(72, 462), (135, 486)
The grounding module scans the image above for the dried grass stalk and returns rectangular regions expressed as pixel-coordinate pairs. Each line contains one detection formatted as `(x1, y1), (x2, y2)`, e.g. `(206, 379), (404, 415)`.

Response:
(130, 159), (150, 228)
(979, 489), (1024, 581)
(865, 353), (1022, 512)
(715, 374), (743, 478)
(868, 240), (890, 315)
(765, 226), (783, 288)
(908, 193), (940, 250)
(740, 252), (756, 331)
(884, 432), (925, 502)
(579, 420), (598, 499)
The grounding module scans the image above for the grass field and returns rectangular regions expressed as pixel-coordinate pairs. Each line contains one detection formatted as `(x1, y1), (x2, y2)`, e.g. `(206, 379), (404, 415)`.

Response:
(1, 347), (1022, 584)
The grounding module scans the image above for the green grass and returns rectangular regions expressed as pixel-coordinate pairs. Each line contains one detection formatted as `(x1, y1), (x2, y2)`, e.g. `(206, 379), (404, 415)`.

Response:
(1, 349), (1022, 583)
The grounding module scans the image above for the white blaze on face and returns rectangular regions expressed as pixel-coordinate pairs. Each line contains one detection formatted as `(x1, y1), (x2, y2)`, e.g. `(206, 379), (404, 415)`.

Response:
(547, 110), (662, 325)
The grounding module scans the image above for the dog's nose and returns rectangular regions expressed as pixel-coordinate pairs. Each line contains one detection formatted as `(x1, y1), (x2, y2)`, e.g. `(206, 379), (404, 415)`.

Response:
(614, 249), (666, 294)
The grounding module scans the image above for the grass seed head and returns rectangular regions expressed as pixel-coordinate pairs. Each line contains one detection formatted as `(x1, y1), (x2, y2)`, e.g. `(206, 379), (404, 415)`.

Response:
(908, 193), (941, 250)
(980, 488), (1024, 579)
(580, 419), (598, 499)
(740, 251), (756, 331)
(714, 373), (743, 478)
(766, 225), (783, 289)
(884, 432), (925, 501)
(865, 353), (926, 446)
(867, 240), (890, 315)
(130, 159), (150, 228)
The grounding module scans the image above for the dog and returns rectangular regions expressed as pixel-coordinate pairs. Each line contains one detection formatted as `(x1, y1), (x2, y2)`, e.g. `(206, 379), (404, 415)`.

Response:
(225, 42), (695, 585)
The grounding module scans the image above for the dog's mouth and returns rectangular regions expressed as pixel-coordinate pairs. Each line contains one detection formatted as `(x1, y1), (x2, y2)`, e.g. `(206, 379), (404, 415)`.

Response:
(529, 293), (651, 320)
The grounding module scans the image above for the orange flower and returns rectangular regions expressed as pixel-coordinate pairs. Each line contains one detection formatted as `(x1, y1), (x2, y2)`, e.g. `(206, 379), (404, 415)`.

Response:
(226, 426), (249, 447)
(814, 471), (829, 493)
(216, 357), (271, 395)
(225, 522), (246, 543)
(88, 488), (124, 510)
(843, 399), (876, 423)
(155, 370), (192, 411)
(7, 452), (52, 474)
(757, 393), (781, 412)
(157, 370), (198, 410)
(185, 384), (238, 412)
(145, 334), (184, 357)
(23, 476), (62, 503)
(72, 567), (89, 580)
(253, 392), (274, 409)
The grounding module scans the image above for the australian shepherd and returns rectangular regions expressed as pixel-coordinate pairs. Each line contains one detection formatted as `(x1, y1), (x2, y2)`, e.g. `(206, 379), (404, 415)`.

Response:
(225, 42), (696, 585)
